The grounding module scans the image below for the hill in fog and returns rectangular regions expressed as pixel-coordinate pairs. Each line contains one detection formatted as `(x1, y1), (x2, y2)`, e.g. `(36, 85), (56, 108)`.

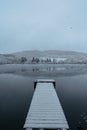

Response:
(0, 50), (87, 64)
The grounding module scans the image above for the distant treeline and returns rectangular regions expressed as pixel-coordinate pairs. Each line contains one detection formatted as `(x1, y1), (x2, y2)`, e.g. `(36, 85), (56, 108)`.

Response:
(20, 56), (87, 64)
(1, 56), (87, 64)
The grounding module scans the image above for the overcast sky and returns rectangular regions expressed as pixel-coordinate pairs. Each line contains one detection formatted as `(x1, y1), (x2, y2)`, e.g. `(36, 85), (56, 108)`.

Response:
(0, 0), (87, 53)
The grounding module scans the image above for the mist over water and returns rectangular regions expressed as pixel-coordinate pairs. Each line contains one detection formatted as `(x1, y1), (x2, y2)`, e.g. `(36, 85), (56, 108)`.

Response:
(0, 65), (87, 130)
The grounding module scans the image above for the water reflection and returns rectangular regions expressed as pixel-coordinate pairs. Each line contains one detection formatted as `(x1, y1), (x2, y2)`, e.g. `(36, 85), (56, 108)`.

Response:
(1, 64), (87, 77)
(32, 67), (66, 72)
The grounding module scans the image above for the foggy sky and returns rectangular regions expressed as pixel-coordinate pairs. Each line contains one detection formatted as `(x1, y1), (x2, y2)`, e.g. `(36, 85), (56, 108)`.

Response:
(0, 0), (87, 54)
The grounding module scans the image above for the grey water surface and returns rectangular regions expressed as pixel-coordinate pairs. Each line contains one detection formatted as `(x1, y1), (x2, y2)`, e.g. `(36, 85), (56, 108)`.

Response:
(0, 64), (87, 130)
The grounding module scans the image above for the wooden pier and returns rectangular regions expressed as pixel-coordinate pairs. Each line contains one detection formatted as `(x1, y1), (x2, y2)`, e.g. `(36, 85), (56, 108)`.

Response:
(24, 79), (69, 130)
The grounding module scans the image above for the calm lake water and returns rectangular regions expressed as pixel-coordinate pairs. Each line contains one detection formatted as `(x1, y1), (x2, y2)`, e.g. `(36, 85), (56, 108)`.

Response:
(0, 64), (87, 130)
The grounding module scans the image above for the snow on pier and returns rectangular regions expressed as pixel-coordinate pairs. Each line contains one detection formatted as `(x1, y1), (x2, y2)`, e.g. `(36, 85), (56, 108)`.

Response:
(24, 79), (69, 130)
